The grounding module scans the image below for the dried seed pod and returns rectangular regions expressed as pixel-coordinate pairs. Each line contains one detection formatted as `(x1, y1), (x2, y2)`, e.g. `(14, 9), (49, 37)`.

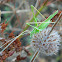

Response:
(31, 27), (61, 56)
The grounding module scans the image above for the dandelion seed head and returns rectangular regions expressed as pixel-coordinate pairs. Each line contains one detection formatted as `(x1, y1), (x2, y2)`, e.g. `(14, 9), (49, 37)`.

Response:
(31, 27), (61, 56)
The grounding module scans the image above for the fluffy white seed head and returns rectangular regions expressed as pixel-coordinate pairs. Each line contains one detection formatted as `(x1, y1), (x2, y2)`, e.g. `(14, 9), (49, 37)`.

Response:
(31, 27), (61, 56)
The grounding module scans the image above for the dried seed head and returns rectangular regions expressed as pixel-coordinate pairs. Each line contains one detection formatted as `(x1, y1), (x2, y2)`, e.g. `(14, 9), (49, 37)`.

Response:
(31, 27), (61, 56)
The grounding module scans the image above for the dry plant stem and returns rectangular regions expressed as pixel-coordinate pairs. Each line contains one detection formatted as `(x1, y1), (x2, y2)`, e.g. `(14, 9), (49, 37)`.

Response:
(0, 31), (29, 49)
(0, 0), (7, 3)
(30, 50), (39, 62)
(30, 12), (62, 62)
(8, 14), (15, 22)
(0, 10), (1, 22)
(15, 13), (22, 28)
(6, 27), (21, 31)
(44, 12), (62, 41)
(0, 30), (30, 52)
(1, 1), (30, 14)
(48, 12), (62, 35)
(1, 3), (14, 11)
(0, 38), (14, 48)
(35, 0), (39, 8)
(1, 10), (30, 14)
(16, 1), (25, 10)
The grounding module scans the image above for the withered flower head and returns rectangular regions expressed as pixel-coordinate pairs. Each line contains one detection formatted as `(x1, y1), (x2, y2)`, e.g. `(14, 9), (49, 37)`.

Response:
(31, 27), (61, 56)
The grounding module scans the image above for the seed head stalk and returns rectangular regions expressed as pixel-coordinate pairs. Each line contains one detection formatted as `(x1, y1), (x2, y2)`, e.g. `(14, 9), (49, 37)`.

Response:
(30, 50), (40, 62)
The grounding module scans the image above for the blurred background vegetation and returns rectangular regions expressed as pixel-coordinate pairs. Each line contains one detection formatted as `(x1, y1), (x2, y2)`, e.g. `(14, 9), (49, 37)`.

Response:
(0, 0), (62, 62)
